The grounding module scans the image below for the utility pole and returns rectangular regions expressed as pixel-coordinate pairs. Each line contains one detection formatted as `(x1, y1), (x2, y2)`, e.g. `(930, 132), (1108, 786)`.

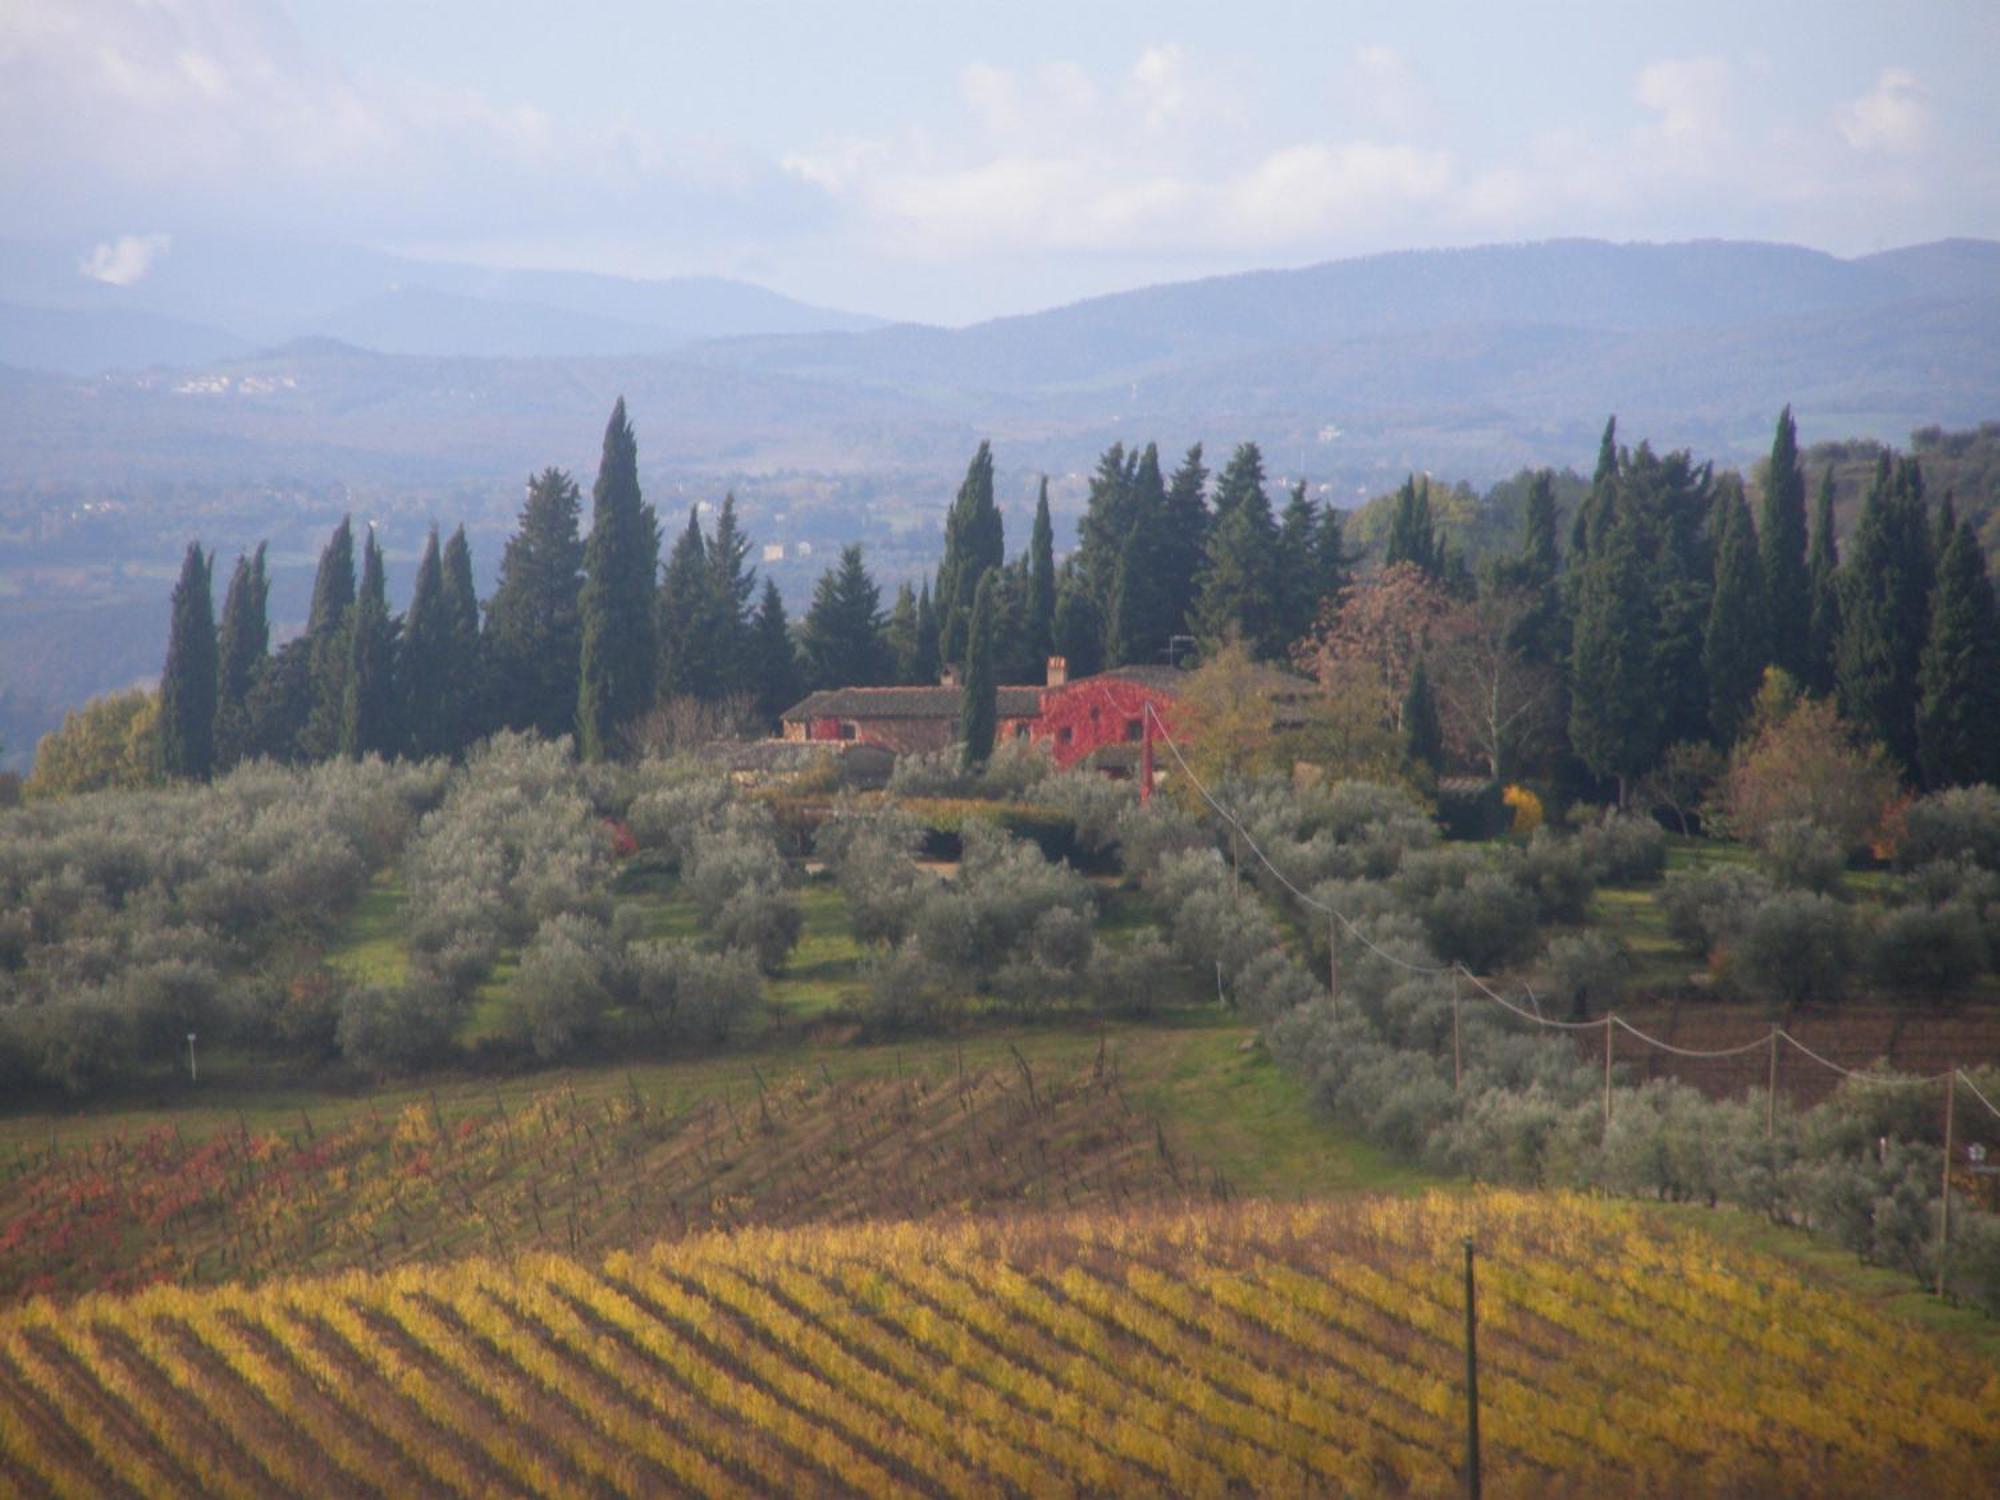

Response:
(1602, 1021), (1614, 1128)
(1937, 1069), (1956, 1299)
(186, 1031), (198, 1085)
(1327, 914), (1339, 1017)
(1463, 1238), (1482, 1500)
(1766, 1029), (1779, 1139)
(1452, 971), (1463, 1092)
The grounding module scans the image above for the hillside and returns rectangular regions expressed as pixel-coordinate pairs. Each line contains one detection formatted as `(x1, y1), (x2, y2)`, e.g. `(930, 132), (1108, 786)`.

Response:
(2, 1191), (1992, 1498)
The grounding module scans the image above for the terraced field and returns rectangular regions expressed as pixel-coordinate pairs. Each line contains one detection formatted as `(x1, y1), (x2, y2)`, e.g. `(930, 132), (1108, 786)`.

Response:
(3, 1190), (1993, 1498)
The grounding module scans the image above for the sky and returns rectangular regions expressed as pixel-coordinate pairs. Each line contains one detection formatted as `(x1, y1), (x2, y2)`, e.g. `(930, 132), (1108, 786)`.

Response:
(5, 0), (1998, 325)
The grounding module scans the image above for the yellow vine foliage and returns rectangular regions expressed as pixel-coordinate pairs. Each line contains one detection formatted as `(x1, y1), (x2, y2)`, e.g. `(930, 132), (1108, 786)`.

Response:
(1, 1190), (1994, 1498)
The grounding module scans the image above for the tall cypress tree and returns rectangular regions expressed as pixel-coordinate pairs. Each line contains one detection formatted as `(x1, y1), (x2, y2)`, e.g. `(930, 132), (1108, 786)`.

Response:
(1159, 444), (1210, 641)
(577, 398), (660, 759)
(1052, 564), (1104, 678)
(1107, 520), (1173, 668)
(439, 526), (481, 755)
(1191, 444), (1280, 659)
(1916, 516), (2000, 788)
(1569, 503), (1661, 805)
(886, 582), (921, 684)
(1385, 475), (1444, 578)
(486, 468), (584, 740)
(1571, 415), (1619, 559)
(1026, 478), (1056, 665)
(300, 516), (356, 761)
(936, 441), (1004, 667)
(913, 582), (941, 685)
(1836, 454), (1932, 772)
(800, 544), (889, 690)
(1274, 480), (1322, 649)
(1759, 406), (1810, 681)
(397, 529), (454, 760)
(960, 572), (999, 768)
(1704, 477), (1767, 747)
(709, 493), (756, 687)
(341, 528), (397, 760)
(658, 506), (716, 701)
(750, 578), (802, 728)
(1804, 466), (1842, 695)
(1402, 655), (1443, 776)
(1522, 469), (1560, 582)
(1074, 442), (1137, 617)
(212, 543), (268, 773)
(159, 541), (217, 781)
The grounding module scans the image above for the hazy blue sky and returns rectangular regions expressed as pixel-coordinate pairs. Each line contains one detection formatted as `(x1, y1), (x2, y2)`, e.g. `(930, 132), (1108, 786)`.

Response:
(8, 1), (1998, 323)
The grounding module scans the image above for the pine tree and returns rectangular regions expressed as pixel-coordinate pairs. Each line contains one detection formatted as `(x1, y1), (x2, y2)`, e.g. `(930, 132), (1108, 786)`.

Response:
(212, 543), (268, 773)
(801, 544), (889, 690)
(936, 441), (1004, 668)
(300, 516), (356, 761)
(341, 528), (397, 759)
(1916, 517), (2000, 788)
(913, 582), (941, 685)
(1805, 466), (1842, 694)
(960, 572), (999, 767)
(158, 542), (217, 780)
(658, 506), (717, 701)
(708, 492), (757, 688)
(1759, 406), (1811, 681)
(1569, 503), (1662, 805)
(1385, 475), (1444, 578)
(1836, 454), (1933, 772)
(439, 526), (481, 756)
(397, 528), (454, 759)
(486, 468), (584, 740)
(1159, 444), (1210, 642)
(1402, 655), (1443, 776)
(1027, 478), (1056, 664)
(1074, 442), (1137, 615)
(1309, 503), (1353, 621)
(1191, 444), (1280, 659)
(750, 578), (802, 728)
(1275, 480), (1321, 648)
(577, 398), (660, 760)
(1704, 477), (1767, 747)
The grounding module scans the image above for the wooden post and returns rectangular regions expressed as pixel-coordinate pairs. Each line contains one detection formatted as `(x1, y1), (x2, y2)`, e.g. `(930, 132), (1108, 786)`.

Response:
(1463, 1238), (1482, 1500)
(1328, 914), (1339, 1017)
(1452, 971), (1463, 1092)
(1230, 827), (1241, 908)
(1766, 1028), (1779, 1139)
(1936, 1069), (1956, 1299)
(1602, 1021), (1614, 1128)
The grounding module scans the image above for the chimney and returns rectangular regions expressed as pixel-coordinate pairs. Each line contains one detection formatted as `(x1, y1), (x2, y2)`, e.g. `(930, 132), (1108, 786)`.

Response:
(1046, 654), (1068, 688)
(940, 664), (961, 688)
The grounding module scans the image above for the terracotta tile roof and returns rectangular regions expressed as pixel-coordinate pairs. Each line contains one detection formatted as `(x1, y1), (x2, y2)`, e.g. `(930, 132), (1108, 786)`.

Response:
(782, 684), (1045, 721)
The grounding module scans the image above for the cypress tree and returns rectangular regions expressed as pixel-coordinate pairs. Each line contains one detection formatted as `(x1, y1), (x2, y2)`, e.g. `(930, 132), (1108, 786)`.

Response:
(1191, 444), (1280, 659)
(439, 526), (480, 755)
(1074, 441), (1137, 616)
(709, 493), (756, 686)
(245, 639), (313, 764)
(1402, 655), (1443, 776)
(750, 578), (802, 728)
(397, 529), (456, 760)
(1273, 481), (1319, 648)
(1704, 477), (1767, 747)
(1052, 566), (1104, 678)
(1916, 517), (2000, 788)
(800, 544), (889, 690)
(159, 541), (217, 780)
(300, 516), (356, 761)
(341, 528), (396, 760)
(887, 582), (922, 684)
(212, 543), (268, 773)
(577, 398), (660, 759)
(1522, 469), (1559, 582)
(1759, 406), (1811, 680)
(1107, 521), (1172, 668)
(658, 506), (716, 701)
(1569, 503), (1662, 805)
(960, 572), (999, 768)
(1309, 502), (1353, 619)
(1385, 475), (1444, 578)
(1160, 444), (1210, 641)
(913, 582), (941, 684)
(936, 441), (1003, 667)
(1027, 478), (1056, 664)
(486, 468), (584, 740)
(1571, 415), (1619, 559)
(1804, 466), (1842, 695)
(1836, 454), (1933, 772)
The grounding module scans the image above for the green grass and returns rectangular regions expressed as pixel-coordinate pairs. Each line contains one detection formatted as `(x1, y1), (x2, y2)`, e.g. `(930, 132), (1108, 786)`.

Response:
(773, 878), (867, 1014)
(325, 874), (409, 988)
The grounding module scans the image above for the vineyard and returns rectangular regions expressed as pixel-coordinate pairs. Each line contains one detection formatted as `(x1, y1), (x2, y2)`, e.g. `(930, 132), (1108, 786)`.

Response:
(0, 1050), (1212, 1302)
(1, 1190), (1993, 1498)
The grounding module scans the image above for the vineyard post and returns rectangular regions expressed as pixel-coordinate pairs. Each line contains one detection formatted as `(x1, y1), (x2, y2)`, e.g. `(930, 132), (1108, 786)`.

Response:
(1328, 913), (1339, 1017)
(1766, 1030), (1779, 1139)
(1936, 1069), (1956, 1299)
(1463, 1237), (1482, 1500)
(186, 1031), (198, 1084)
(1602, 1022), (1613, 1128)
(1451, 972), (1463, 1093)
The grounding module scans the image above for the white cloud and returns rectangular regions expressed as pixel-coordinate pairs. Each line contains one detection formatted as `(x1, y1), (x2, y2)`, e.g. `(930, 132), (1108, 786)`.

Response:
(1839, 68), (1929, 153)
(78, 231), (171, 284)
(1633, 55), (1734, 165)
(1340, 46), (1433, 136)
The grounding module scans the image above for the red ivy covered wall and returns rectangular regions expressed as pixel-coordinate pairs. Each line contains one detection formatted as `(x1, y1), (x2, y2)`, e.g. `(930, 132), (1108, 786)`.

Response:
(1029, 677), (1180, 769)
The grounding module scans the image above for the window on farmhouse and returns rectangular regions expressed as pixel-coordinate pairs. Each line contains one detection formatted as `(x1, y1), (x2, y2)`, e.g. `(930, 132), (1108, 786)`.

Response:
(1057, 726), (1073, 746)
(840, 722), (857, 741)
(1125, 718), (1143, 741)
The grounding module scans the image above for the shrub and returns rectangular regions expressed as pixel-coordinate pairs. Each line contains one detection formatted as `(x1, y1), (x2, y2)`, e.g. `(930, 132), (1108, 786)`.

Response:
(1759, 818), (1847, 892)
(1084, 934), (1176, 1016)
(1658, 865), (1774, 955)
(712, 887), (804, 975)
(1575, 811), (1667, 884)
(336, 982), (456, 1075)
(1234, 948), (1321, 1019)
(1515, 831), (1597, 924)
(862, 939), (948, 1031)
(504, 915), (615, 1060)
(1897, 786), (2000, 871)
(1868, 904), (1987, 1005)
(1028, 906), (1095, 974)
(1435, 780), (1508, 841)
(1728, 893), (1857, 1012)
